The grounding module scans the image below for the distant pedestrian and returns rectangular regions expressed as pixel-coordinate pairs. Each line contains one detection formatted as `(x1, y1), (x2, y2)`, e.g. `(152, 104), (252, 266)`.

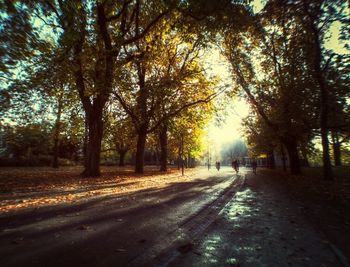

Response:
(232, 159), (239, 174)
(252, 159), (257, 175)
(216, 161), (220, 171)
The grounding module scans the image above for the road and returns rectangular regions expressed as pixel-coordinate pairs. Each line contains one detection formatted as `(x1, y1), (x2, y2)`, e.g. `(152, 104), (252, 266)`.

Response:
(0, 166), (245, 267)
(0, 166), (344, 267)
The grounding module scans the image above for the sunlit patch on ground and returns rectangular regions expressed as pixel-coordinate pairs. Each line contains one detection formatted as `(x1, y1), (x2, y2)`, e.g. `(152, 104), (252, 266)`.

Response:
(0, 166), (203, 213)
(202, 234), (222, 264)
(223, 188), (255, 222)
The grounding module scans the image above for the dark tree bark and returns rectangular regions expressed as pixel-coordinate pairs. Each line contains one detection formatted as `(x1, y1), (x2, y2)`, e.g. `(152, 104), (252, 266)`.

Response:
(83, 118), (88, 167)
(118, 150), (127, 167)
(267, 149), (275, 169)
(283, 137), (301, 175)
(159, 123), (168, 172)
(300, 146), (310, 167)
(280, 143), (287, 172)
(52, 95), (63, 169)
(177, 144), (181, 170)
(332, 131), (342, 166)
(135, 125), (148, 174)
(82, 109), (104, 177)
(116, 139), (129, 167)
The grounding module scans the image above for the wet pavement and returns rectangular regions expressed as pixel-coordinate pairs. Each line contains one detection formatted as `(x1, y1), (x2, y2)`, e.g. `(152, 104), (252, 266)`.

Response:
(167, 172), (343, 267)
(0, 167), (345, 266)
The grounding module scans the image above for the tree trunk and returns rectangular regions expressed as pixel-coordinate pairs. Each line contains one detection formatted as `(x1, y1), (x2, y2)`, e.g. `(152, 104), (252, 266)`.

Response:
(308, 13), (333, 180)
(332, 131), (342, 166)
(82, 110), (104, 177)
(72, 4), (113, 177)
(320, 116), (332, 179)
(118, 150), (127, 167)
(135, 126), (147, 174)
(83, 118), (88, 166)
(301, 146), (310, 167)
(267, 149), (275, 169)
(159, 123), (168, 172)
(283, 138), (301, 175)
(177, 144), (181, 170)
(280, 143), (287, 172)
(52, 138), (59, 169)
(333, 143), (341, 166)
(52, 96), (63, 168)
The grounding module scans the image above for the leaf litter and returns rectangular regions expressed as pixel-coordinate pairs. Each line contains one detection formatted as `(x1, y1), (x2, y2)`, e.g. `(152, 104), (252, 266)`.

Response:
(0, 166), (197, 213)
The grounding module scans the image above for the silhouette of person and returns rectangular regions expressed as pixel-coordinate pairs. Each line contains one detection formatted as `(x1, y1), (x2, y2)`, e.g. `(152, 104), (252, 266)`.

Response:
(252, 159), (257, 174)
(216, 161), (220, 171)
(232, 159), (239, 174)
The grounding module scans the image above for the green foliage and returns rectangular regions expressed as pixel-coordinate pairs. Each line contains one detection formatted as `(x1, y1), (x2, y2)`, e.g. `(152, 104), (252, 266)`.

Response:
(222, 0), (349, 167)
(1, 122), (51, 159)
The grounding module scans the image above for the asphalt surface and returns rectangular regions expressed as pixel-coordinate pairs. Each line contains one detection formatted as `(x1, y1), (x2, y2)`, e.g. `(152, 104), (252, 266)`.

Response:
(0, 167), (344, 267)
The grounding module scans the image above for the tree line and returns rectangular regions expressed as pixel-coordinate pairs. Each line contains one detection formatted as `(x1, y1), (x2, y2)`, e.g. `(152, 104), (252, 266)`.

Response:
(221, 0), (349, 180)
(0, 0), (349, 180)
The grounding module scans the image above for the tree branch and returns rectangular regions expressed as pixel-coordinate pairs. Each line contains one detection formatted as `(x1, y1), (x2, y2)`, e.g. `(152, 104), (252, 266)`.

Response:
(106, 0), (132, 21)
(122, 9), (169, 45)
(147, 85), (227, 134)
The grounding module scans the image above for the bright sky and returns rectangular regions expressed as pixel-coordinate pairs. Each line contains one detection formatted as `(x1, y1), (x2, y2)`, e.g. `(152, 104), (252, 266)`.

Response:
(205, 99), (250, 160)
(203, 46), (250, 156)
(203, 0), (266, 153)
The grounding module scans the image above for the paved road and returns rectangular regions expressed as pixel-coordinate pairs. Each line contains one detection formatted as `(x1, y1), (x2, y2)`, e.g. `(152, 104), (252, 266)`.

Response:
(169, 171), (344, 267)
(0, 167), (344, 266)
(0, 167), (244, 267)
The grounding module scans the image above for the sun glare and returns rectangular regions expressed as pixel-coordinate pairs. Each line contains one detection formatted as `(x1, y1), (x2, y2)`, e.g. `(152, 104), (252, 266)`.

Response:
(203, 43), (251, 158)
(205, 100), (250, 158)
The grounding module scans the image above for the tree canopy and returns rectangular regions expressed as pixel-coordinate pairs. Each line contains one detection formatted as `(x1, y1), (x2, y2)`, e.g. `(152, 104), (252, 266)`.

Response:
(1, 0), (349, 178)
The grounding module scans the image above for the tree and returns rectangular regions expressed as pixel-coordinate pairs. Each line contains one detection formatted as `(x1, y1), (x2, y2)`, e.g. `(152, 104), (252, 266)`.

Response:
(326, 57), (350, 166)
(222, 3), (319, 175)
(272, 0), (348, 178)
(103, 109), (136, 167)
(167, 106), (212, 170)
(1, 122), (51, 164)
(3, 45), (79, 168)
(1, 1), (171, 176)
(114, 14), (219, 173)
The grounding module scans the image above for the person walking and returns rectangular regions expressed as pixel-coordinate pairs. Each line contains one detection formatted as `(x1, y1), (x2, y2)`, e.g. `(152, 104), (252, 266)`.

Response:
(232, 159), (239, 174)
(252, 159), (257, 175)
(216, 161), (220, 171)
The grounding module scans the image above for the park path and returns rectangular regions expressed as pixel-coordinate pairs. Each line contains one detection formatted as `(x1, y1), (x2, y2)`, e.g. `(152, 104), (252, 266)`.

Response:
(0, 167), (240, 266)
(0, 167), (345, 266)
(166, 172), (344, 267)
